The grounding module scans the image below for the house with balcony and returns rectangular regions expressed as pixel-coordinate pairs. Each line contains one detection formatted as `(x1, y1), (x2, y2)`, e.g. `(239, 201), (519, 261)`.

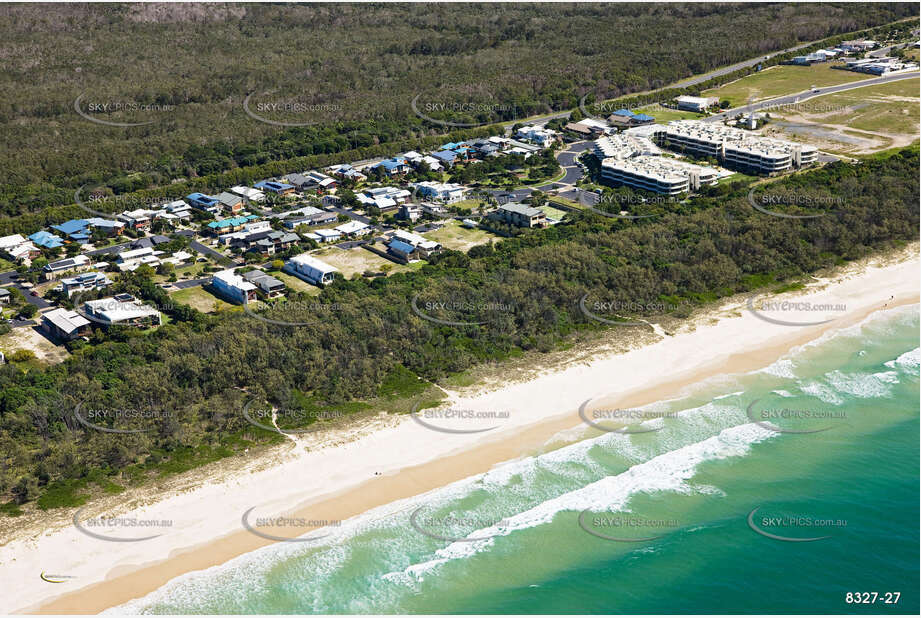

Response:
(211, 269), (258, 304)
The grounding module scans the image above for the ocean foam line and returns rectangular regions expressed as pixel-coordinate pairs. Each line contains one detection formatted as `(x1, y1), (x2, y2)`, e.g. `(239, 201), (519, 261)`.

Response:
(385, 422), (778, 584)
(112, 396), (755, 613)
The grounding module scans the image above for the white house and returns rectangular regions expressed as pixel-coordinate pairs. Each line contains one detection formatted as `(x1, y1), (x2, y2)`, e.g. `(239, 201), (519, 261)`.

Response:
(334, 221), (371, 237)
(675, 96), (719, 112)
(515, 125), (558, 148)
(285, 253), (339, 286)
(229, 186), (266, 203)
(211, 269), (258, 304)
(410, 181), (468, 203)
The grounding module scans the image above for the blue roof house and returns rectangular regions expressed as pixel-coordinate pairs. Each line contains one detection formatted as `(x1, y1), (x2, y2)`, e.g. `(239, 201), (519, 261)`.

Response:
(29, 231), (65, 249)
(253, 181), (295, 195)
(372, 158), (408, 176)
(187, 193), (223, 213)
(387, 239), (417, 260)
(431, 150), (457, 167)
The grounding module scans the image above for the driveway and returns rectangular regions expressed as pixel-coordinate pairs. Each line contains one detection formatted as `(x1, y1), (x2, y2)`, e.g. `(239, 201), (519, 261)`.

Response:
(171, 277), (211, 290)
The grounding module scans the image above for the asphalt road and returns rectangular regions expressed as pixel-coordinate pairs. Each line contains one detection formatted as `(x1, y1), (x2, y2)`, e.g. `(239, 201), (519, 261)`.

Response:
(188, 240), (231, 262)
(327, 206), (372, 225)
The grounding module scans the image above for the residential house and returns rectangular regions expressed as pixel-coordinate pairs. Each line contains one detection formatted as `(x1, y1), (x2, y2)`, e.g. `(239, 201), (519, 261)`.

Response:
(398, 203), (422, 222)
(242, 270), (286, 298)
(410, 181), (468, 203)
(29, 231), (65, 249)
(334, 221), (371, 238)
(211, 269), (258, 304)
(327, 163), (367, 182)
(0, 234), (39, 262)
(315, 229), (341, 243)
(83, 296), (162, 327)
(515, 125), (558, 147)
(186, 193), (223, 215)
(254, 180), (296, 196)
(283, 211), (338, 229)
(229, 186), (266, 203)
(607, 109), (657, 126)
(390, 229), (442, 258)
(431, 150), (457, 168)
(357, 186), (411, 212)
(0, 287), (10, 304)
(59, 272), (112, 298)
(321, 194), (342, 208)
(285, 253), (339, 286)
(115, 246), (162, 271)
(372, 158), (409, 176)
(207, 215), (259, 235)
(387, 238), (418, 261)
(216, 192), (244, 214)
(43, 255), (91, 280)
(42, 308), (92, 341)
(285, 171), (337, 193)
(493, 202), (549, 228)
(52, 218), (124, 243)
(118, 209), (152, 231)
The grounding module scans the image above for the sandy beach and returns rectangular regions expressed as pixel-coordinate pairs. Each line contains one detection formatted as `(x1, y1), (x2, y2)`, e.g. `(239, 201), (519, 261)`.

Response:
(5, 248), (918, 615)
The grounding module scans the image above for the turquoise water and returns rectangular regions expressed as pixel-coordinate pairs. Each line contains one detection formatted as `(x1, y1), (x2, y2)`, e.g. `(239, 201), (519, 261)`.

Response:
(115, 305), (920, 615)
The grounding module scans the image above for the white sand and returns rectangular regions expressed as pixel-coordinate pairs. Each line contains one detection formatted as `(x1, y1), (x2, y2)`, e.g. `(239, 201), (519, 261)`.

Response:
(4, 252), (918, 614)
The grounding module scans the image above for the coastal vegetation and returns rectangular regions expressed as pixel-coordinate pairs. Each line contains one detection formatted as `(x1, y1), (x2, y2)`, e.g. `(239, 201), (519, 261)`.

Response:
(1, 146), (917, 513)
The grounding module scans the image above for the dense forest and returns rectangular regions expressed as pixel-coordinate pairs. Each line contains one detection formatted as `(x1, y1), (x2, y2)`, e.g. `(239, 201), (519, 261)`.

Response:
(0, 2), (916, 219)
(0, 146), (917, 513)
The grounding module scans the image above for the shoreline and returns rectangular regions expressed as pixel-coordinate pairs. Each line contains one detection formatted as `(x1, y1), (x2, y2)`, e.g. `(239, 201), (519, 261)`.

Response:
(8, 249), (920, 615)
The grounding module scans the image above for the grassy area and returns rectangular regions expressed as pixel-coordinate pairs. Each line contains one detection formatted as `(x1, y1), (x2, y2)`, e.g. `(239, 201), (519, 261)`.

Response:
(765, 78), (919, 154)
(703, 63), (870, 106)
(273, 271), (323, 295)
(538, 204), (568, 221)
(719, 171), (760, 185)
(448, 198), (486, 211)
(635, 104), (707, 123)
(0, 257), (17, 272)
(313, 246), (412, 278)
(422, 219), (497, 252)
(905, 47), (920, 62)
(169, 286), (236, 313)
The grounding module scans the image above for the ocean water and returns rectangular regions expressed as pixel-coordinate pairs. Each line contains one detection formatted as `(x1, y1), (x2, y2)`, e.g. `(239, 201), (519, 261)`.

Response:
(113, 305), (920, 615)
